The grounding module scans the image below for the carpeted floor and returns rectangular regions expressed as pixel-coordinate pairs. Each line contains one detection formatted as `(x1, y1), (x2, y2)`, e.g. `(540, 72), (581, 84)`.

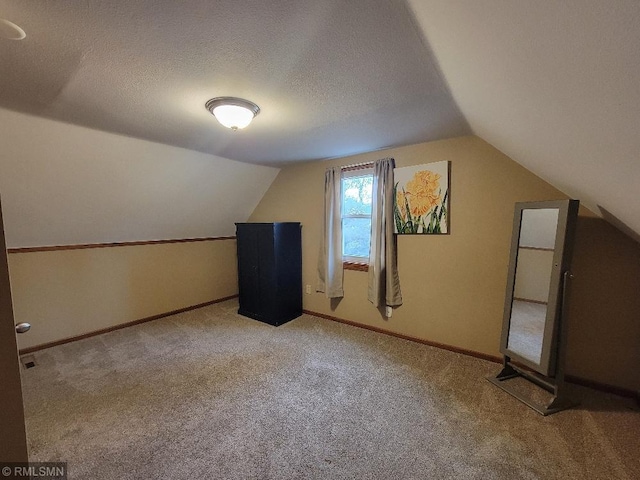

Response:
(21, 299), (640, 479)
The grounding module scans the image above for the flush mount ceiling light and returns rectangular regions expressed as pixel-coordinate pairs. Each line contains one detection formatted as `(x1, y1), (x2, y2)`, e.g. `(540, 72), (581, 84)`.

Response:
(205, 97), (260, 131)
(0, 19), (26, 40)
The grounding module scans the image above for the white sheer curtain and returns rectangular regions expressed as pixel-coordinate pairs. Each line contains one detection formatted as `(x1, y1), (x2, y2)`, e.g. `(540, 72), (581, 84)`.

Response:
(368, 158), (402, 307)
(316, 167), (344, 298)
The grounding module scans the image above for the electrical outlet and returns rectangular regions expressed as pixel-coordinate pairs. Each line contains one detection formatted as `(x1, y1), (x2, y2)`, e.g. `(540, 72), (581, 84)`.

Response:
(385, 306), (393, 318)
(305, 284), (312, 294)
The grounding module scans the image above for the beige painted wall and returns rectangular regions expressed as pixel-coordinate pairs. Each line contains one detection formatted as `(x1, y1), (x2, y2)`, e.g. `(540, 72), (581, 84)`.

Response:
(0, 108), (263, 353)
(9, 239), (238, 350)
(568, 215), (640, 392)
(250, 136), (640, 392)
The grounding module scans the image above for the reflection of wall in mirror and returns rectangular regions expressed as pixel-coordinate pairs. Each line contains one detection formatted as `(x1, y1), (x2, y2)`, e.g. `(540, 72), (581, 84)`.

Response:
(519, 209), (559, 249)
(514, 248), (554, 303)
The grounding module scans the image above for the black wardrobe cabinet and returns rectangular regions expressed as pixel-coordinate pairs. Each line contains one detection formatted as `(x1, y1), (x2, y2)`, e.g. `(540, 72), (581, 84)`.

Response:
(235, 222), (302, 326)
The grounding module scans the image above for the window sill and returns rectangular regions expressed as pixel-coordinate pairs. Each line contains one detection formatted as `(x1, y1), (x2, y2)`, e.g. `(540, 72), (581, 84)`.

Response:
(344, 261), (369, 272)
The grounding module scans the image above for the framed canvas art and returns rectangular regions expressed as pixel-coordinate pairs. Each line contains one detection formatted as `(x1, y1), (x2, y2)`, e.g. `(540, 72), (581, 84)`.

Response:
(394, 161), (449, 234)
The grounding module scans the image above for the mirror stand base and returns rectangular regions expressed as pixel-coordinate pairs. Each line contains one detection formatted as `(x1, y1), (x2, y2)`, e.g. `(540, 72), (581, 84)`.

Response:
(487, 362), (577, 416)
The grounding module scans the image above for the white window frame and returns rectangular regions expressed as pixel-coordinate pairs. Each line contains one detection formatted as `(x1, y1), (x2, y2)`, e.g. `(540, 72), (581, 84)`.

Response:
(341, 166), (374, 265)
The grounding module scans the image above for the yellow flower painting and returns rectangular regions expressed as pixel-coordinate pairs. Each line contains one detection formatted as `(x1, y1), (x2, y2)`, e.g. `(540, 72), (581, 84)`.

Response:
(394, 161), (449, 234)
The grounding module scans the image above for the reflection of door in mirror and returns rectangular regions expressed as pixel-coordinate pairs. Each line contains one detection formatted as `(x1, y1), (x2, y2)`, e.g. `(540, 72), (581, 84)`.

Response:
(507, 208), (559, 365)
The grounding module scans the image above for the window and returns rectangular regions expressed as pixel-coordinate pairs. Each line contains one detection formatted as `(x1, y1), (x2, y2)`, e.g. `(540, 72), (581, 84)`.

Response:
(341, 167), (373, 267)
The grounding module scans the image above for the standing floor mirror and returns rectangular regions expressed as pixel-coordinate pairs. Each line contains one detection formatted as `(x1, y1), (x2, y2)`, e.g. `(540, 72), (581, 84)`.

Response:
(488, 199), (579, 415)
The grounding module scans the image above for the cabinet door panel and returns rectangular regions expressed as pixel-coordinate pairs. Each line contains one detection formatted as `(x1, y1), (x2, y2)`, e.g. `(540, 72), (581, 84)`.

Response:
(274, 223), (302, 320)
(257, 225), (277, 319)
(236, 225), (261, 316)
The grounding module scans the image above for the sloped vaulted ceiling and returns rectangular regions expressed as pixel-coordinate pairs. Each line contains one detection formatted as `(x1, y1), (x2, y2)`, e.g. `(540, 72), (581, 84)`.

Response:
(407, 0), (640, 238)
(0, 0), (469, 164)
(0, 0), (639, 238)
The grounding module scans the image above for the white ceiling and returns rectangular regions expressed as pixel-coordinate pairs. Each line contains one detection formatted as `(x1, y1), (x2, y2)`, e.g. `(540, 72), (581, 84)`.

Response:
(0, 0), (469, 165)
(1, 0), (639, 237)
(407, 0), (640, 238)
(0, 108), (279, 247)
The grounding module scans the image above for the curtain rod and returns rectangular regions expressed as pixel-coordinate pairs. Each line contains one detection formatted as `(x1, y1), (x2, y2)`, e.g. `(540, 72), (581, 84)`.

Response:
(341, 161), (374, 172)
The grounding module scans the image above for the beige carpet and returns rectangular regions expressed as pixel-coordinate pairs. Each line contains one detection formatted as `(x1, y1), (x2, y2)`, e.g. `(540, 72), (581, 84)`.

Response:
(21, 299), (640, 479)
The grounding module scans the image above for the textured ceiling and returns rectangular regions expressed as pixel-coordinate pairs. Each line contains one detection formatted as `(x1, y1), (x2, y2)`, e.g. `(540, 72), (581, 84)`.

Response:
(1, 0), (639, 238)
(407, 0), (640, 238)
(0, 0), (469, 165)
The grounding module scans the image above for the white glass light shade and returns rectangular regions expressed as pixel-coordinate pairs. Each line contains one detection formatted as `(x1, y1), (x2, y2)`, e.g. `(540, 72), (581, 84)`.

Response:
(205, 97), (260, 131)
(212, 104), (255, 130)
